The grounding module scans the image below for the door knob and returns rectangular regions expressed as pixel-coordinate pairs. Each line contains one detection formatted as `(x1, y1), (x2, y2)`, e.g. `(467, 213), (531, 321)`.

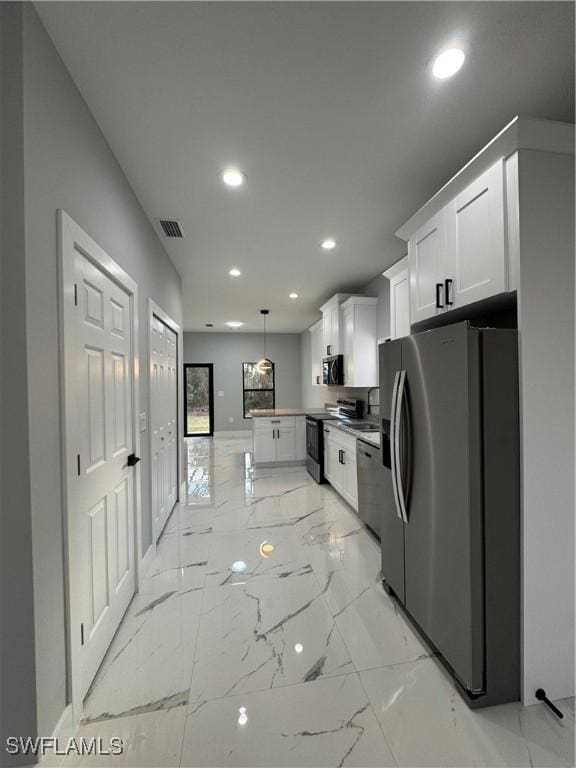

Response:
(127, 453), (141, 467)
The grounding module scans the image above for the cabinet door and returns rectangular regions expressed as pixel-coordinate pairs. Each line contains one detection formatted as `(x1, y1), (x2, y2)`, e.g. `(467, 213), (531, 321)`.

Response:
(390, 269), (411, 339)
(310, 322), (323, 386)
(276, 426), (296, 463)
(295, 417), (306, 461)
(323, 429), (332, 480)
(253, 427), (276, 463)
(446, 160), (506, 309)
(339, 445), (358, 510)
(343, 448), (358, 510)
(330, 307), (341, 355)
(409, 210), (446, 324)
(327, 436), (341, 489)
(342, 306), (354, 385)
(322, 312), (332, 356)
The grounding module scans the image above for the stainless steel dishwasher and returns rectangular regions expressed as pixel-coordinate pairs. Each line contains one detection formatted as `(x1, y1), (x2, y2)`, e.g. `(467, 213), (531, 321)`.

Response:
(356, 438), (389, 538)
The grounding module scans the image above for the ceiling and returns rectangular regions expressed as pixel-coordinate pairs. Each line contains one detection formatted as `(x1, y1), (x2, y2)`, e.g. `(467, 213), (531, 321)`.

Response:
(37, 2), (574, 332)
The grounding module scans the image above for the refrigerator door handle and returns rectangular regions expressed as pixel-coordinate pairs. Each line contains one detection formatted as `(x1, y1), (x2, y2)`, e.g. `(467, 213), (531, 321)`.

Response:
(395, 370), (409, 523)
(390, 371), (404, 522)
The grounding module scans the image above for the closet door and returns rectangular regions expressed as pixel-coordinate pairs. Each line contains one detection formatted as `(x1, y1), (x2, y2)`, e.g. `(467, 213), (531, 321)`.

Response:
(151, 315), (178, 541)
(164, 326), (178, 515)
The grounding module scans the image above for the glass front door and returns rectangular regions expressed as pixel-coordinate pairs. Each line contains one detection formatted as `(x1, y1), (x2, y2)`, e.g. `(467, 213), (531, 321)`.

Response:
(184, 364), (214, 436)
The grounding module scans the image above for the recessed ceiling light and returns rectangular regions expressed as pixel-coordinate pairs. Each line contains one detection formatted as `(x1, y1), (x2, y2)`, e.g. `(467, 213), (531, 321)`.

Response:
(289, 292), (299, 299)
(229, 267), (242, 277)
(432, 48), (465, 79)
(321, 238), (337, 251)
(221, 167), (245, 187)
(226, 321), (244, 329)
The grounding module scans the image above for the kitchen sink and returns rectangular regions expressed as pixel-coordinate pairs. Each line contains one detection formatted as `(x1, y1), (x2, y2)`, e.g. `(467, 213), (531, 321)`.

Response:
(338, 421), (379, 432)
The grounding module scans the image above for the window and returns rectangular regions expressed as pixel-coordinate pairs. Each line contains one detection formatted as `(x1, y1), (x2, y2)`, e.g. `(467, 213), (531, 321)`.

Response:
(242, 362), (275, 418)
(184, 364), (214, 436)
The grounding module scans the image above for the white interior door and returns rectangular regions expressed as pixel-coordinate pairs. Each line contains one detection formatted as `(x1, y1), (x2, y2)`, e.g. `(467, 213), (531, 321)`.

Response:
(66, 229), (137, 707)
(151, 315), (178, 541)
(165, 325), (178, 513)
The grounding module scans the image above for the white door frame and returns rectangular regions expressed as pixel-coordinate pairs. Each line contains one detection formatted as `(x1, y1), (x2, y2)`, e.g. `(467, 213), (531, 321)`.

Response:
(57, 210), (142, 722)
(147, 299), (183, 556)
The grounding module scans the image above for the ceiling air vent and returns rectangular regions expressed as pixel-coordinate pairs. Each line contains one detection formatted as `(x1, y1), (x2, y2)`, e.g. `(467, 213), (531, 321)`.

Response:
(158, 219), (184, 238)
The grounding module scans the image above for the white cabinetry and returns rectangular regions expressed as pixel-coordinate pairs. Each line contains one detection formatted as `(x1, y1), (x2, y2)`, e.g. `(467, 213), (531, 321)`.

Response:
(341, 297), (378, 387)
(406, 159), (511, 323)
(295, 416), (307, 461)
(446, 160), (507, 307)
(253, 416), (306, 464)
(319, 294), (350, 356)
(309, 319), (323, 387)
(253, 426), (277, 463)
(323, 426), (358, 511)
(383, 257), (410, 339)
(408, 210), (447, 324)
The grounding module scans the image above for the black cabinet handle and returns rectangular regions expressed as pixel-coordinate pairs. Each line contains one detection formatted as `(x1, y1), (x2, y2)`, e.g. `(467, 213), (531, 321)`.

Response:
(327, 345), (332, 356)
(341, 450), (345, 465)
(435, 282), (444, 309)
(338, 449), (343, 464)
(127, 453), (141, 467)
(363, 451), (372, 458)
(444, 278), (453, 306)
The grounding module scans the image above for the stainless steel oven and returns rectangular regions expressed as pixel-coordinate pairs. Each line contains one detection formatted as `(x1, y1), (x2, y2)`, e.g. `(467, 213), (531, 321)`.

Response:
(305, 399), (363, 483)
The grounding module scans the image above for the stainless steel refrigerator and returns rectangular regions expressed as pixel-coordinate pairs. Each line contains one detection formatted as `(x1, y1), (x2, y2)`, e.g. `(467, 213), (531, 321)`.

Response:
(379, 321), (520, 707)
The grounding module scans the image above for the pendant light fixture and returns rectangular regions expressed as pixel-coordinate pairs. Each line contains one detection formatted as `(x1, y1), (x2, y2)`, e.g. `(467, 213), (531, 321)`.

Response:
(256, 309), (273, 375)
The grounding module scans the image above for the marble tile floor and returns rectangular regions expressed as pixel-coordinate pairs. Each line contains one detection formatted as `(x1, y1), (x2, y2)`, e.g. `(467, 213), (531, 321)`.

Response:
(60, 434), (574, 767)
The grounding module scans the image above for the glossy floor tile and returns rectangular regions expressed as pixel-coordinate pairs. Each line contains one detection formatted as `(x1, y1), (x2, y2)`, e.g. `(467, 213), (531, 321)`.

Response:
(68, 433), (574, 768)
(181, 674), (396, 767)
(361, 657), (575, 767)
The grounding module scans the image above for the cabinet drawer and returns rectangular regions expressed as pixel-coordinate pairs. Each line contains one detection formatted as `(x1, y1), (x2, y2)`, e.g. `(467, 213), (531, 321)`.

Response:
(330, 427), (357, 453)
(253, 416), (295, 430)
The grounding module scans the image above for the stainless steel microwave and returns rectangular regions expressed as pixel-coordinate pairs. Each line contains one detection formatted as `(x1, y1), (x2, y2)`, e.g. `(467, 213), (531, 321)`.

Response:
(322, 354), (344, 386)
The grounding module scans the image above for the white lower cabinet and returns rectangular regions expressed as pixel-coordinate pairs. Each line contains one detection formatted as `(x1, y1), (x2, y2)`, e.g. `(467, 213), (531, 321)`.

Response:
(253, 416), (306, 464)
(253, 427), (277, 463)
(323, 426), (358, 511)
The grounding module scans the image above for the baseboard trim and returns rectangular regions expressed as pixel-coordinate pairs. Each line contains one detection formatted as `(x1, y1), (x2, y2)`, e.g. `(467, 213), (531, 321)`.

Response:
(213, 429), (251, 438)
(36, 704), (75, 766)
(139, 542), (156, 581)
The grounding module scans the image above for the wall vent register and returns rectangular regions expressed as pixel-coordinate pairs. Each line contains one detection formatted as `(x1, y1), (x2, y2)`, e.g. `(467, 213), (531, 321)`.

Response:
(158, 219), (184, 238)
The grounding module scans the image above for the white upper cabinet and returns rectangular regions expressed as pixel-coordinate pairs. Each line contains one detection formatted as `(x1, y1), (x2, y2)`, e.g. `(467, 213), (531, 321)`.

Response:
(309, 319), (323, 387)
(408, 210), (447, 324)
(319, 294), (350, 356)
(406, 160), (510, 322)
(446, 159), (507, 308)
(383, 256), (410, 339)
(341, 297), (378, 387)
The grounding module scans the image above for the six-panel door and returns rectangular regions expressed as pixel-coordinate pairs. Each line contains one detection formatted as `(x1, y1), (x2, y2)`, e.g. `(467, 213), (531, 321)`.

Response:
(75, 250), (136, 702)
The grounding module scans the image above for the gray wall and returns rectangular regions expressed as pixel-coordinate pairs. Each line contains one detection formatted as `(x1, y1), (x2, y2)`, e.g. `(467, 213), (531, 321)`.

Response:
(0, 6), (38, 763)
(4, 4), (183, 744)
(184, 332), (301, 431)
